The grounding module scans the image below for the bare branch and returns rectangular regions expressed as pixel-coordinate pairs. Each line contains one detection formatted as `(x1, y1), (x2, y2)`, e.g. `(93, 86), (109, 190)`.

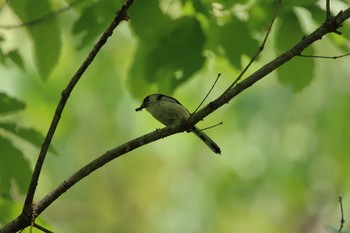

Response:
(33, 223), (54, 233)
(299, 52), (350, 59)
(338, 195), (345, 233)
(192, 73), (221, 115)
(326, 0), (331, 19)
(225, 0), (282, 92)
(195, 122), (223, 132)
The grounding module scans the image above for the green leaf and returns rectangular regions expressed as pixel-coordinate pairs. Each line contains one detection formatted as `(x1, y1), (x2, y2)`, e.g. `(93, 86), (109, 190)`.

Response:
(0, 36), (23, 69)
(247, 2), (274, 33)
(127, 46), (154, 98)
(218, 17), (260, 68)
(276, 12), (303, 52)
(0, 122), (57, 155)
(129, 0), (171, 42)
(9, 0), (62, 81)
(27, 1), (61, 80)
(0, 92), (25, 114)
(0, 49), (5, 65)
(0, 197), (22, 224)
(6, 50), (24, 69)
(330, 33), (350, 52)
(0, 49), (24, 69)
(72, 0), (123, 49)
(308, 5), (326, 26)
(277, 55), (315, 91)
(0, 136), (32, 197)
(128, 16), (206, 97)
(275, 12), (315, 91)
(282, 0), (319, 9)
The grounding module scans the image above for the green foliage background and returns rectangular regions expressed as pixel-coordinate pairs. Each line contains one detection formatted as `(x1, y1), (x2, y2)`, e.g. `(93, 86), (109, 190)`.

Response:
(0, 0), (350, 232)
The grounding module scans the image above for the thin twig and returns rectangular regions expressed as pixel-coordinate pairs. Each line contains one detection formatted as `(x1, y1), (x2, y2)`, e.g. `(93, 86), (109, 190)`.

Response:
(338, 195), (345, 233)
(33, 223), (54, 233)
(195, 122), (223, 132)
(20, 0), (134, 229)
(326, 0), (331, 18)
(191, 73), (221, 115)
(225, 0), (282, 92)
(298, 52), (350, 59)
(0, 0), (86, 29)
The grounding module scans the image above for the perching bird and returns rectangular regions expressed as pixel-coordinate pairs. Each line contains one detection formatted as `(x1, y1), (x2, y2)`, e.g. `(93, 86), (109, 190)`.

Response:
(136, 94), (221, 154)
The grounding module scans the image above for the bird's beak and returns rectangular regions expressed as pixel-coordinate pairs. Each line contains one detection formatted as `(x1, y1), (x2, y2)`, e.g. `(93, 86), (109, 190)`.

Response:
(135, 103), (145, 112)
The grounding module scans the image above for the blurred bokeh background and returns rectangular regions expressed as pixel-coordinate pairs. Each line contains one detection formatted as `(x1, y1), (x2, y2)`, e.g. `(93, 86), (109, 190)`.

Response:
(1, 0), (350, 232)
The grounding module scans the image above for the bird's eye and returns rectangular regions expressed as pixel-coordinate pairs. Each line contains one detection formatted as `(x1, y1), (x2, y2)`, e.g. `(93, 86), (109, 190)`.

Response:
(144, 96), (150, 103)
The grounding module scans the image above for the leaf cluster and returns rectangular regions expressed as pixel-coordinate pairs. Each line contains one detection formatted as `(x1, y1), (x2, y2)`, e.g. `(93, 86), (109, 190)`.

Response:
(0, 0), (349, 93)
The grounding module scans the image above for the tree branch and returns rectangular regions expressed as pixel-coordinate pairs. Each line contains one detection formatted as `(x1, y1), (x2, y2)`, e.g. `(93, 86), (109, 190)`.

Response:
(193, 8), (350, 126)
(1, 4), (349, 233)
(0, 0), (134, 232)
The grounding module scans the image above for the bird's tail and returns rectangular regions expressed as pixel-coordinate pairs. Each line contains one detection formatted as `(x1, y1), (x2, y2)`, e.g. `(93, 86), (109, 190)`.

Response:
(191, 126), (221, 154)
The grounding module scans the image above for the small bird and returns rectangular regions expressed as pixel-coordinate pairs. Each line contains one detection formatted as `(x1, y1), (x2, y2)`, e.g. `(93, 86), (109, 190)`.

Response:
(136, 94), (221, 154)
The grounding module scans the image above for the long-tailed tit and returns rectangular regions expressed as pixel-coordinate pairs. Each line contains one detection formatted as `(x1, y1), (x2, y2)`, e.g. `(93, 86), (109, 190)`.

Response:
(136, 94), (221, 154)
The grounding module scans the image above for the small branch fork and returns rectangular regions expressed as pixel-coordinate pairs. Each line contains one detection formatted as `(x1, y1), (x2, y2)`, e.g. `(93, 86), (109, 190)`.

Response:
(326, 0), (331, 19)
(338, 195), (345, 233)
(299, 0), (350, 59)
